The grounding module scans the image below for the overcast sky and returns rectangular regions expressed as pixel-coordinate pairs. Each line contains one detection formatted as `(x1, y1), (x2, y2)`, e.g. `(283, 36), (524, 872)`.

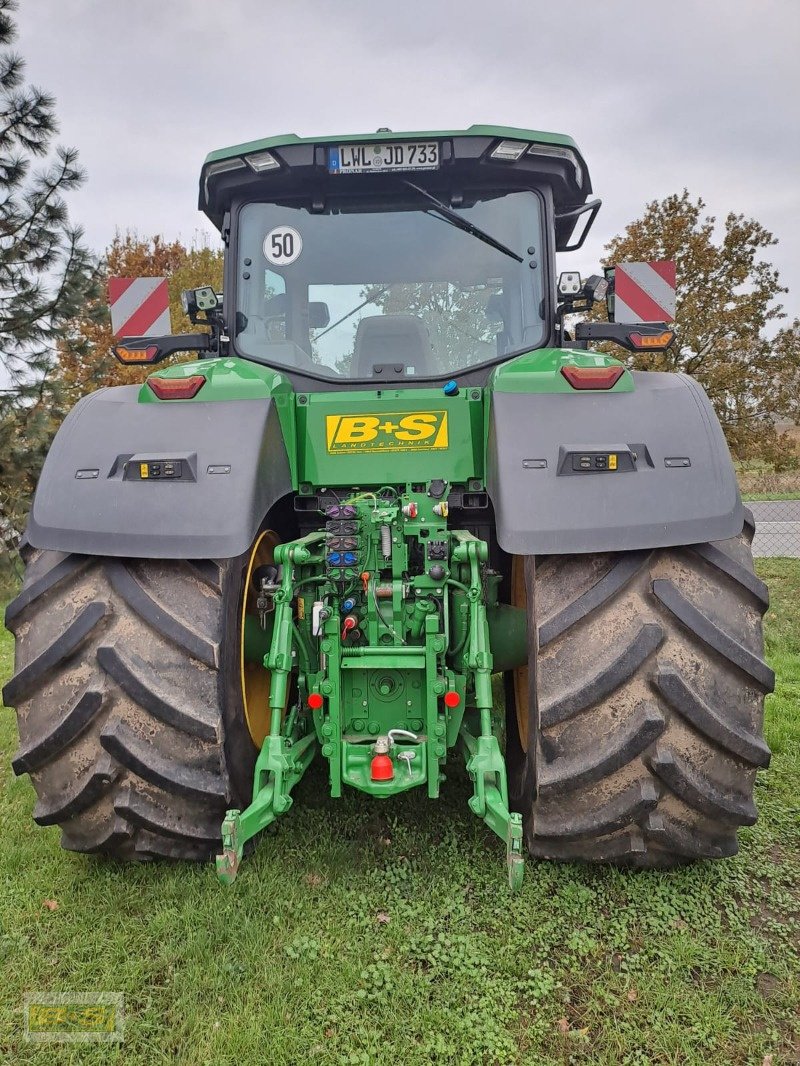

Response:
(15, 0), (800, 317)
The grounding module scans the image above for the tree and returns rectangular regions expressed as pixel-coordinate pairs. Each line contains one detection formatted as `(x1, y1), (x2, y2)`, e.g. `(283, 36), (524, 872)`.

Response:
(331, 282), (503, 376)
(0, 0), (98, 388)
(380, 283), (499, 371)
(57, 232), (223, 404)
(0, 0), (99, 576)
(597, 191), (800, 462)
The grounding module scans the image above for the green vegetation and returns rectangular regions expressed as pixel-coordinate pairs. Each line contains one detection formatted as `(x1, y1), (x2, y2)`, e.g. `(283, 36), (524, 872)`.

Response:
(0, 6), (99, 576)
(742, 492), (800, 502)
(1, 560), (798, 1064)
(601, 192), (800, 467)
(737, 452), (800, 501)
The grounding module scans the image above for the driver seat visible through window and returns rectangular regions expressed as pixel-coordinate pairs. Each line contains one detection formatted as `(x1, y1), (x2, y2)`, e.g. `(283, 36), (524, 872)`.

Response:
(353, 315), (433, 376)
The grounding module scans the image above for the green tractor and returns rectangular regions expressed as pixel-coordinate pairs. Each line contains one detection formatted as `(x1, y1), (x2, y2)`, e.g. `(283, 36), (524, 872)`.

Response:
(4, 126), (773, 889)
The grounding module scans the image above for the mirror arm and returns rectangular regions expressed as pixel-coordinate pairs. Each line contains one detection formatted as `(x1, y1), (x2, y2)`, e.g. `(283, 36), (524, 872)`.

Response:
(556, 198), (602, 252)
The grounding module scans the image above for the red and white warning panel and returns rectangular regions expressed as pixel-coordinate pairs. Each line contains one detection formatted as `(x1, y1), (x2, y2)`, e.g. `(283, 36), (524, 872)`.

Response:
(108, 277), (171, 338)
(614, 261), (676, 323)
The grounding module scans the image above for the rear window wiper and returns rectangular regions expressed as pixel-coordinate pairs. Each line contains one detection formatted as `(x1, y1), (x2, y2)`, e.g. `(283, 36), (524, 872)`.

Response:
(402, 180), (523, 263)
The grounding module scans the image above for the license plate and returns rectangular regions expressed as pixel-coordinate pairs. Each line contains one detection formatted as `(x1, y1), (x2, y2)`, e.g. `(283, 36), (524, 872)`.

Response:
(328, 141), (439, 175)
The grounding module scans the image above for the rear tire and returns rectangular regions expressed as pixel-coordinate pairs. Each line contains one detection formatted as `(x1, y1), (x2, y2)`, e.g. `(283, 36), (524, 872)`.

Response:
(509, 512), (774, 866)
(3, 550), (259, 860)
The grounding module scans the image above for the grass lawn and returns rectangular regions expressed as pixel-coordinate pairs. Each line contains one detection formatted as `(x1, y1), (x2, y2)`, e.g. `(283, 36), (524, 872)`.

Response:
(1, 562), (798, 1065)
(742, 492), (800, 502)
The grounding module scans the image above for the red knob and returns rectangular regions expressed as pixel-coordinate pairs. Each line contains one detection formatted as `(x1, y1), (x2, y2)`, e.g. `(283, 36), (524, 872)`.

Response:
(443, 691), (460, 708)
(370, 753), (394, 781)
(307, 692), (323, 710)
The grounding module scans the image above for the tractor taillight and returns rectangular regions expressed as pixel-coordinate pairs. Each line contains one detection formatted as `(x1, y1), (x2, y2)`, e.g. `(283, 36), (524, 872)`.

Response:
(146, 375), (206, 400)
(307, 693), (324, 710)
(443, 691), (461, 708)
(561, 365), (624, 390)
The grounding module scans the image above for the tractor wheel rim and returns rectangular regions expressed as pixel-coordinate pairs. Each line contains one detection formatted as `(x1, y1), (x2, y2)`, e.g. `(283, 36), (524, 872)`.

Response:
(240, 529), (284, 748)
(511, 555), (529, 752)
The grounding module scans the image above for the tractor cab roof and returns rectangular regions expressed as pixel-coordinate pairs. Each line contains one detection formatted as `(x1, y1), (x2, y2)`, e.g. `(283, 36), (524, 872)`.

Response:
(199, 125), (594, 252)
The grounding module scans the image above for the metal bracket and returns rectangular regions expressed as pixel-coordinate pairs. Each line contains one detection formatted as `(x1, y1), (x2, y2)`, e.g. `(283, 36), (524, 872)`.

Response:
(453, 531), (525, 891)
(216, 730), (316, 884)
(216, 531), (325, 885)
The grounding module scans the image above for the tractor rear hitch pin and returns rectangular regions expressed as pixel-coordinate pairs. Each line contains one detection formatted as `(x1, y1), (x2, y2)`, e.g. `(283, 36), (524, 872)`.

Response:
(397, 750), (416, 778)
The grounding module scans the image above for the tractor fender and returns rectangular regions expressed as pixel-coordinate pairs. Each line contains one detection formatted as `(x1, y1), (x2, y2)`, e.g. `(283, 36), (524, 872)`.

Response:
(486, 371), (743, 555)
(26, 385), (292, 559)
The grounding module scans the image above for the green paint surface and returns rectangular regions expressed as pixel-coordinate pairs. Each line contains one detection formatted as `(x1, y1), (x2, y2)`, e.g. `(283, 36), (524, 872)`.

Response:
(295, 387), (486, 488)
(492, 346), (632, 393)
(138, 357), (288, 402)
(140, 348), (633, 491)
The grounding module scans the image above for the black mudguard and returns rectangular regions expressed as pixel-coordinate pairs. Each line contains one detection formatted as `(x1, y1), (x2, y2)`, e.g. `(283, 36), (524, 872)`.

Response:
(26, 386), (292, 559)
(487, 371), (742, 555)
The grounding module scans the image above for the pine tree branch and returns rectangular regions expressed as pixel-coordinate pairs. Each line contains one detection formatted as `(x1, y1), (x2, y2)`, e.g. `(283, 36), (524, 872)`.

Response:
(5, 148), (71, 243)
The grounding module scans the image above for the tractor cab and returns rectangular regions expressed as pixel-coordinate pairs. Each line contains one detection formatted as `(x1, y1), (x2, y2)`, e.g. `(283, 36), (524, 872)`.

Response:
(197, 126), (598, 386)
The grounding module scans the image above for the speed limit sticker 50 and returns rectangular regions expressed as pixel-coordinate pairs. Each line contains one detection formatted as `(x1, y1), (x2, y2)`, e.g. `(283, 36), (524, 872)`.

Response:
(264, 226), (303, 266)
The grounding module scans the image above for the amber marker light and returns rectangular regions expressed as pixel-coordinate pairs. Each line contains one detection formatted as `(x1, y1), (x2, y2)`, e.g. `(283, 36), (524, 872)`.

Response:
(114, 344), (159, 364)
(628, 330), (674, 349)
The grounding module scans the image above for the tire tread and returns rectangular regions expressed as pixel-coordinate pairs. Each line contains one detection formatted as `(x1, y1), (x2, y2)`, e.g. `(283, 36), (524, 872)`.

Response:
(8, 550), (237, 861)
(518, 523), (771, 867)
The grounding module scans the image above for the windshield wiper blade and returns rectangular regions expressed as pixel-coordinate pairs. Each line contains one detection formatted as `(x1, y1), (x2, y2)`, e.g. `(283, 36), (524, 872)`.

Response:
(402, 180), (523, 263)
